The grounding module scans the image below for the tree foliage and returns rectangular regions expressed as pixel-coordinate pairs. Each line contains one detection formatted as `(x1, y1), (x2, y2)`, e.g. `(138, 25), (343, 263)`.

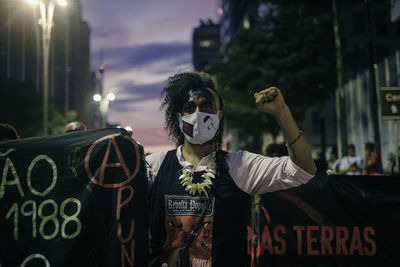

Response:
(207, 0), (337, 151)
(49, 109), (78, 135)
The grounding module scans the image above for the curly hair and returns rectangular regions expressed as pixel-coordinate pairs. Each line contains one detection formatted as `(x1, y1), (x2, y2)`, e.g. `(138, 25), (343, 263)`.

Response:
(161, 71), (224, 148)
(0, 123), (20, 141)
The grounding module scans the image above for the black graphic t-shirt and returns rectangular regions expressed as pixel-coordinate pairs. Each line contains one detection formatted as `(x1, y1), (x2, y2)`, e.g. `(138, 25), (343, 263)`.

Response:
(150, 150), (249, 267)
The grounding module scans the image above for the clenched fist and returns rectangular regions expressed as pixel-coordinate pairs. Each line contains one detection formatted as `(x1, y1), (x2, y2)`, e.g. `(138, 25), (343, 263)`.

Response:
(253, 87), (287, 115)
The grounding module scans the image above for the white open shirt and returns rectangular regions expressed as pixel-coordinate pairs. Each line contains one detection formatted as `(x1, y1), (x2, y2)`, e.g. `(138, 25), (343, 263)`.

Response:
(146, 145), (314, 195)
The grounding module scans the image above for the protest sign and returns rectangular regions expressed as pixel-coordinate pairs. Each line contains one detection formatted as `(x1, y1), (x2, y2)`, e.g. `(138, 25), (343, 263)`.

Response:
(255, 175), (400, 266)
(0, 128), (148, 267)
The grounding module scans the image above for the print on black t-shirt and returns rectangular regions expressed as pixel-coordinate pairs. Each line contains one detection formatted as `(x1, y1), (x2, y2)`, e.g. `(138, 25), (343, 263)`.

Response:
(164, 195), (214, 266)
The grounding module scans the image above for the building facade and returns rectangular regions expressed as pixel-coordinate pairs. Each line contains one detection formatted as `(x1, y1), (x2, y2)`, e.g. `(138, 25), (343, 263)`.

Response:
(0, 0), (94, 129)
(192, 19), (221, 71)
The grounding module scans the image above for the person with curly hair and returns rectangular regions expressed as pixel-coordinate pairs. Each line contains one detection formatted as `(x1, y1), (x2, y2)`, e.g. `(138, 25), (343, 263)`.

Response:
(0, 123), (20, 141)
(146, 71), (316, 267)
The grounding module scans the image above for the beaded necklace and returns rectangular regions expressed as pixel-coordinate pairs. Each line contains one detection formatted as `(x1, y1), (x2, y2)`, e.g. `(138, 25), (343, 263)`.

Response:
(179, 161), (216, 197)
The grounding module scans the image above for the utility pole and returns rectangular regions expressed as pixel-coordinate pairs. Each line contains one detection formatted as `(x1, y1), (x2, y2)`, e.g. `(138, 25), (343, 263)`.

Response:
(365, 0), (382, 167)
(39, 0), (55, 135)
(65, 9), (70, 114)
(332, 0), (347, 158)
(30, 0), (68, 135)
(99, 50), (106, 128)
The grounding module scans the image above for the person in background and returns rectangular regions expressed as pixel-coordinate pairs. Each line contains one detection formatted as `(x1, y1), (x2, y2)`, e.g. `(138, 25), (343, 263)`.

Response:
(332, 144), (362, 175)
(383, 151), (397, 175)
(362, 142), (380, 175)
(0, 123), (20, 141)
(65, 121), (87, 132)
(327, 148), (338, 170)
(124, 126), (133, 136)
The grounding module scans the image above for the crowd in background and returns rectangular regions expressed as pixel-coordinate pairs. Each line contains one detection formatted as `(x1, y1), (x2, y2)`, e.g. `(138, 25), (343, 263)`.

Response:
(324, 143), (399, 176)
(263, 141), (398, 176)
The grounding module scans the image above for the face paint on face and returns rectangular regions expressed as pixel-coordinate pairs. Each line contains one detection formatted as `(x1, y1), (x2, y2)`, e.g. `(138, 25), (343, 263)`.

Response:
(182, 89), (219, 115)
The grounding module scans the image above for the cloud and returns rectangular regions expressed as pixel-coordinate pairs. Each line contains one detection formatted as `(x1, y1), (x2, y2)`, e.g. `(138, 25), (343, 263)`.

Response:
(91, 26), (127, 38)
(102, 42), (191, 72)
(108, 98), (165, 129)
(99, 42), (194, 113)
(82, 0), (219, 47)
(81, 0), (220, 150)
(109, 82), (164, 113)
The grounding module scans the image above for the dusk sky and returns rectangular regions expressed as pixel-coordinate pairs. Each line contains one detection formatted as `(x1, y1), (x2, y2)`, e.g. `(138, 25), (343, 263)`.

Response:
(81, 0), (220, 152)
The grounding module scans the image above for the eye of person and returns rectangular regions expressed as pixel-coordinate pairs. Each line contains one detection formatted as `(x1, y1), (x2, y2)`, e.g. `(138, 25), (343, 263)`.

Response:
(200, 103), (215, 113)
(182, 100), (216, 114)
(182, 102), (196, 113)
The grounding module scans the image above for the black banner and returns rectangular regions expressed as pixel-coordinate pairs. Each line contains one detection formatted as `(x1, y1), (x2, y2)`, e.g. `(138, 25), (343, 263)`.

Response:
(2, 129), (400, 267)
(256, 174), (400, 266)
(0, 128), (148, 267)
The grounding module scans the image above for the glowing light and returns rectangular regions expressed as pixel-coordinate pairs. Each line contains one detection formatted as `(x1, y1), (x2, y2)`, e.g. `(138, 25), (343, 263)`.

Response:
(200, 40), (212, 47)
(57, 0), (67, 6)
(27, 0), (39, 5)
(243, 16), (250, 29)
(93, 94), (101, 102)
(107, 93), (115, 101)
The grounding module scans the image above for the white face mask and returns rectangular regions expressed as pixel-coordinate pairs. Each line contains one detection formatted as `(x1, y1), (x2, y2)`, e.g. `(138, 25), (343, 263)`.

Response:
(179, 112), (220, 145)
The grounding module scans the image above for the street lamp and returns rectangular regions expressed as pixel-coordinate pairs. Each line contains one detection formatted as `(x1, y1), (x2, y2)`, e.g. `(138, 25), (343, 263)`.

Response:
(28, 0), (67, 135)
(93, 93), (115, 128)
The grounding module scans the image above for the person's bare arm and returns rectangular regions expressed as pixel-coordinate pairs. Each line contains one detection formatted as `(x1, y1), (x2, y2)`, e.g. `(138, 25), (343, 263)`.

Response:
(254, 87), (317, 175)
(337, 162), (357, 174)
